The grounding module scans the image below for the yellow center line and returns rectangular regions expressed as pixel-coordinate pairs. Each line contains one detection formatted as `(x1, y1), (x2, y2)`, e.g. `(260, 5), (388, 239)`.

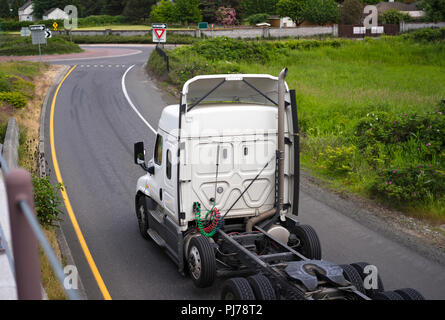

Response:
(50, 65), (112, 300)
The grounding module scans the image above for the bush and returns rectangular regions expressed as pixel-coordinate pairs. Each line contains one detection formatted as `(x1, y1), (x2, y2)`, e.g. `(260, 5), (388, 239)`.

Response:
(0, 91), (27, 108)
(380, 9), (412, 24)
(245, 13), (269, 26)
(32, 177), (64, 227)
(0, 72), (11, 92)
(371, 164), (445, 204)
(402, 27), (445, 42)
(0, 35), (82, 56)
(319, 145), (356, 175)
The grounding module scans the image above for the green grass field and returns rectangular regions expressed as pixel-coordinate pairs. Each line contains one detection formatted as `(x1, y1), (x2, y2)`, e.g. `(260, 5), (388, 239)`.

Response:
(0, 35), (82, 56)
(149, 33), (445, 222)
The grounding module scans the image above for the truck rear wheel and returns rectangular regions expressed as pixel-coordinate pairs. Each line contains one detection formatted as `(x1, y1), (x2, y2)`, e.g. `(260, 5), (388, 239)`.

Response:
(221, 278), (256, 300)
(340, 264), (366, 295)
(293, 224), (322, 260)
(350, 261), (384, 297)
(187, 236), (216, 288)
(394, 288), (425, 300)
(373, 291), (404, 300)
(247, 274), (276, 300)
(136, 195), (150, 240)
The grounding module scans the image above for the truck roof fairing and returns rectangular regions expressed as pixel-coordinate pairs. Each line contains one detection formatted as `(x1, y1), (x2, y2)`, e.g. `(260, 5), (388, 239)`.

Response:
(181, 74), (290, 109)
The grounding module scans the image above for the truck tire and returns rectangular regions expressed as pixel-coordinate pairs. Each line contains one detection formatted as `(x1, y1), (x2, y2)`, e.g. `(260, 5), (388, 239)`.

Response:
(350, 261), (384, 297)
(394, 288), (425, 300)
(373, 291), (404, 300)
(340, 264), (366, 295)
(136, 195), (150, 240)
(187, 236), (216, 288)
(247, 274), (276, 300)
(293, 224), (322, 260)
(221, 278), (256, 300)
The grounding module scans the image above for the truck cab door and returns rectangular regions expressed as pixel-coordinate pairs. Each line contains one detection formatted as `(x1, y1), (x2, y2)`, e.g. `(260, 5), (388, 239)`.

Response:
(151, 133), (164, 205)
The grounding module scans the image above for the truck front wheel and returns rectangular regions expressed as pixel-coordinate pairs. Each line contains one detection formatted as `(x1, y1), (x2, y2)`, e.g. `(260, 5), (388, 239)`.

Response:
(187, 236), (216, 288)
(136, 194), (150, 240)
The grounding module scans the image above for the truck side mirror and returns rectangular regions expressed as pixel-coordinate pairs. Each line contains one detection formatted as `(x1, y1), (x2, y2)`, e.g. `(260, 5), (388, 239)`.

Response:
(134, 142), (145, 165)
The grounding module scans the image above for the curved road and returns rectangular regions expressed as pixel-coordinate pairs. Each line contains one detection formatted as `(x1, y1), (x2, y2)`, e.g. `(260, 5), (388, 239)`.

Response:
(45, 45), (445, 300)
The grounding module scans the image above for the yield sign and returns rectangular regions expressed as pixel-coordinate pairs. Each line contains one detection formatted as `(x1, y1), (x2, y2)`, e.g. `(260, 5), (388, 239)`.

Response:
(154, 28), (165, 40)
(152, 23), (167, 43)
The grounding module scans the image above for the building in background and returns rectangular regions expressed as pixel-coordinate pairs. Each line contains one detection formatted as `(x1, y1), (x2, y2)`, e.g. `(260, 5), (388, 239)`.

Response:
(18, 0), (36, 22)
(42, 8), (68, 20)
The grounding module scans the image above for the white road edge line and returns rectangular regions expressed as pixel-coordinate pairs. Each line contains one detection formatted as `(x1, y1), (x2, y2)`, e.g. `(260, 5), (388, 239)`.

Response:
(122, 65), (157, 134)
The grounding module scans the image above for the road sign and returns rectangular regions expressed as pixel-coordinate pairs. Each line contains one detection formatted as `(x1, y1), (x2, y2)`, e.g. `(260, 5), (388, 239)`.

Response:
(29, 25), (45, 31)
(45, 29), (52, 38)
(152, 23), (167, 43)
(21, 27), (31, 37)
(53, 22), (58, 31)
(31, 30), (46, 45)
(198, 22), (209, 30)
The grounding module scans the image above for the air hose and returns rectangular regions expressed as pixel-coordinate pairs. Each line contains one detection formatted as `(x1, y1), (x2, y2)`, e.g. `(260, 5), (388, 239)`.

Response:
(194, 202), (223, 237)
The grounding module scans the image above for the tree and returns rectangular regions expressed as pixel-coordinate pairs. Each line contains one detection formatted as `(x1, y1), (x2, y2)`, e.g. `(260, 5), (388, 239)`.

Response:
(0, 0), (11, 18)
(175, 0), (202, 24)
(419, 0), (445, 22)
(241, 0), (278, 17)
(10, 0), (26, 18)
(339, 0), (363, 25)
(149, 0), (178, 23)
(123, 0), (155, 22)
(103, 0), (126, 15)
(276, 0), (307, 25)
(303, 0), (339, 25)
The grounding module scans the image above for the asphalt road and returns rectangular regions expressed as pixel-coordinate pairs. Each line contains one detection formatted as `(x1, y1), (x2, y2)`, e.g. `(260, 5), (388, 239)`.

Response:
(45, 45), (445, 300)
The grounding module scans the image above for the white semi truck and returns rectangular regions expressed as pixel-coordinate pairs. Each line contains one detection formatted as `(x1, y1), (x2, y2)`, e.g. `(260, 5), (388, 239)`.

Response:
(133, 69), (423, 300)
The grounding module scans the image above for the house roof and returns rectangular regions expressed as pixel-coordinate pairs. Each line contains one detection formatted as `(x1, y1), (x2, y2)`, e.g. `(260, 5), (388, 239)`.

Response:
(18, 0), (33, 11)
(43, 8), (60, 16)
(376, 1), (420, 12)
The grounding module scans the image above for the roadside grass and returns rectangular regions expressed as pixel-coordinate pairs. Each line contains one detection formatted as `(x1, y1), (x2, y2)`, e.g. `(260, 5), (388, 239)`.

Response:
(0, 61), (67, 299)
(59, 33), (199, 45)
(149, 34), (445, 223)
(0, 35), (83, 56)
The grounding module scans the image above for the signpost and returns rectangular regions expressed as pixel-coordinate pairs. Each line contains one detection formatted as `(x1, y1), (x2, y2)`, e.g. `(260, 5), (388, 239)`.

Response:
(29, 25), (46, 62)
(45, 29), (52, 39)
(21, 27), (31, 37)
(152, 23), (167, 44)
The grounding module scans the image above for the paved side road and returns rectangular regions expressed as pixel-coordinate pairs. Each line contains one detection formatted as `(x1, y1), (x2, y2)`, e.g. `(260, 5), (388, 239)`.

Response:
(43, 45), (445, 300)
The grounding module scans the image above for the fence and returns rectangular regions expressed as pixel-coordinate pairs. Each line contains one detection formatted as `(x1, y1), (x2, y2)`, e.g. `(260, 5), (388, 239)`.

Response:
(338, 24), (399, 38)
(0, 152), (80, 300)
(156, 45), (170, 72)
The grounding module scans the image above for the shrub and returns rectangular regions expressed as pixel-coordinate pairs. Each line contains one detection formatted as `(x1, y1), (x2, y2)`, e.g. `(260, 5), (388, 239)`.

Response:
(0, 91), (27, 108)
(0, 72), (11, 92)
(403, 27), (445, 42)
(216, 7), (237, 26)
(380, 9), (412, 24)
(371, 164), (445, 204)
(245, 13), (269, 26)
(32, 176), (64, 227)
(319, 145), (356, 175)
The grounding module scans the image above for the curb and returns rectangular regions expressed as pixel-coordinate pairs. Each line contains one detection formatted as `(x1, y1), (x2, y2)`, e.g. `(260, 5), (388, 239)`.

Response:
(3, 118), (19, 170)
(39, 65), (88, 300)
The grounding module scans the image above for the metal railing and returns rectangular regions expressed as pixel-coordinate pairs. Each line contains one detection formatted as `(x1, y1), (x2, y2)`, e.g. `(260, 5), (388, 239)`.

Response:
(0, 153), (80, 300)
(156, 45), (170, 72)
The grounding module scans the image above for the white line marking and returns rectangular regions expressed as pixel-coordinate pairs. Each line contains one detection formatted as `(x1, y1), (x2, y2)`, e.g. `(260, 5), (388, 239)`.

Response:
(122, 65), (157, 134)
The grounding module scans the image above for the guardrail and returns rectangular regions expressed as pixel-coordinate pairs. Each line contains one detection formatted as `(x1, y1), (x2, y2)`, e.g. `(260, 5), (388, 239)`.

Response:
(156, 45), (170, 72)
(0, 153), (80, 300)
